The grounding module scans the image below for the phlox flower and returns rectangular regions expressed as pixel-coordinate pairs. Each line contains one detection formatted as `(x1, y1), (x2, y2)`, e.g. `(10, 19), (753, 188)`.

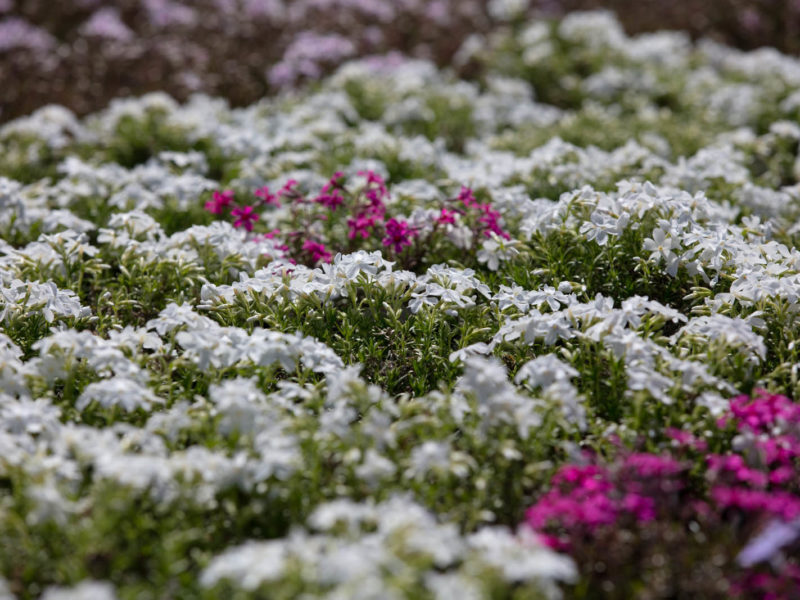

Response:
(302, 239), (332, 263)
(643, 227), (680, 276)
(358, 170), (387, 197)
(477, 233), (520, 271)
(477, 203), (510, 239)
(254, 186), (281, 207)
(205, 189), (234, 214)
(312, 172), (345, 210)
(323, 171), (345, 191)
(458, 186), (478, 208)
(314, 189), (345, 210)
(382, 218), (416, 253)
(722, 390), (800, 433)
(348, 213), (378, 240)
(359, 170), (388, 216)
(436, 207), (457, 225)
(231, 205), (259, 231)
(278, 179), (300, 200)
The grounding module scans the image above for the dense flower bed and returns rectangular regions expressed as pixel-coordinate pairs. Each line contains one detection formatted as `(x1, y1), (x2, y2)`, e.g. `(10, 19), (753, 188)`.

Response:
(2, 10), (800, 599)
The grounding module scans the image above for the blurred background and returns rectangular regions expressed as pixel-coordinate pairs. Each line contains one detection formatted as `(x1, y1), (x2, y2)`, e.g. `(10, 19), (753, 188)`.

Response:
(1, 0), (799, 123)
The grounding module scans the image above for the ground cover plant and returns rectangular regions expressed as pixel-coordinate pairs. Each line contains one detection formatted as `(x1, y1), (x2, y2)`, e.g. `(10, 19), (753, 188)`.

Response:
(3, 8), (800, 599)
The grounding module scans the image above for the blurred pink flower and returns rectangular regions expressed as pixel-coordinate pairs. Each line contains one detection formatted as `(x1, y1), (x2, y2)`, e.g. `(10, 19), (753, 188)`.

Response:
(231, 205), (259, 231)
(204, 190), (234, 214)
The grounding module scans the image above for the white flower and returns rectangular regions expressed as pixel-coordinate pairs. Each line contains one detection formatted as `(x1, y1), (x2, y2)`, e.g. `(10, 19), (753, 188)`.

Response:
(209, 377), (270, 435)
(673, 314), (766, 362)
(76, 376), (163, 412)
(147, 302), (214, 335)
(41, 581), (117, 600)
(477, 233), (521, 271)
(448, 342), (491, 363)
(467, 526), (576, 584)
(0, 398), (61, 436)
(525, 313), (575, 346)
(108, 326), (163, 352)
(200, 540), (287, 590)
(515, 355), (578, 387)
(626, 366), (675, 404)
(26, 477), (74, 526)
(0, 280), (90, 323)
(457, 357), (547, 437)
(405, 441), (454, 480)
(696, 391), (731, 417)
(355, 449), (397, 487)
(425, 573), (483, 600)
(487, 0), (529, 20)
(0, 576), (14, 600)
(643, 227), (680, 276)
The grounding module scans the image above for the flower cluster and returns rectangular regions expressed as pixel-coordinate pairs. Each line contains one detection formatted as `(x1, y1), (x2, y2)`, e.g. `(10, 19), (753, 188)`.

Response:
(203, 172), (511, 269)
(527, 454), (684, 548)
(526, 390), (800, 596)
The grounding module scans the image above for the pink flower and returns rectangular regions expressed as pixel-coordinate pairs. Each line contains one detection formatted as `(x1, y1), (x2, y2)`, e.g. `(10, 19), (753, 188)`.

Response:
(526, 463), (619, 533)
(623, 453), (683, 478)
(622, 493), (657, 522)
(665, 427), (708, 451)
(382, 218), (416, 253)
(314, 189), (345, 210)
(323, 171), (345, 192)
(770, 466), (795, 485)
(365, 189), (386, 218)
(302, 240), (332, 263)
(205, 189), (234, 214)
(723, 391), (800, 433)
(231, 205), (259, 231)
(358, 170), (387, 196)
(278, 179), (300, 199)
(359, 170), (388, 217)
(254, 186), (281, 207)
(436, 207), (457, 225)
(260, 228), (282, 239)
(458, 186), (478, 208)
(347, 213), (378, 240)
(476, 202), (510, 239)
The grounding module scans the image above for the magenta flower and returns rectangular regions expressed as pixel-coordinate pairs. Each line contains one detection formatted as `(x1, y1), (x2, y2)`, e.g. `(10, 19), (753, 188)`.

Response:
(358, 170), (387, 196)
(347, 213), (377, 240)
(458, 186), (477, 208)
(365, 190), (386, 218)
(477, 203), (511, 239)
(205, 189), (234, 214)
(278, 179), (300, 199)
(436, 207), (457, 225)
(623, 453), (683, 478)
(665, 427), (708, 451)
(314, 189), (345, 210)
(254, 186), (281, 207)
(621, 493), (657, 522)
(259, 228), (282, 239)
(323, 171), (345, 192)
(359, 170), (388, 217)
(382, 218), (416, 253)
(302, 239), (332, 263)
(721, 390), (800, 433)
(231, 205), (259, 231)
